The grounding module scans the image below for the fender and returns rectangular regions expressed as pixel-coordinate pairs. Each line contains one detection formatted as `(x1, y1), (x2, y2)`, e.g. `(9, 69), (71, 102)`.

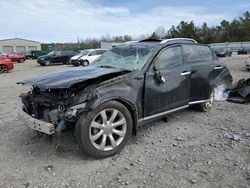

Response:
(86, 94), (141, 135)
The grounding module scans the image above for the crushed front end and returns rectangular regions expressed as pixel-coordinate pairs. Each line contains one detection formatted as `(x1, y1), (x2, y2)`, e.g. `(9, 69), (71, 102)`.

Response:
(19, 87), (87, 135)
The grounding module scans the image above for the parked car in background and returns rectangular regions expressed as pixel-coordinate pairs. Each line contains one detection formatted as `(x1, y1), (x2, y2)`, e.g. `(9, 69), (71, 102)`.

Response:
(19, 38), (232, 158)
(25, 50), (49, 60)
(214, 48), (232, 57)
(0, 58), (14, 73)
(238, 47), (250, 54)
(6, 54), (25, 63)
(69, 49), (107, 66)
(37, 50), (76, 66)
(245, 56), (250, 71)
(0, 52), (25, 63)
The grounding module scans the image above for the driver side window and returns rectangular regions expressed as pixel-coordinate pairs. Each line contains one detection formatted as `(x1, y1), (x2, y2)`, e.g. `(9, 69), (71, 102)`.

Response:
(155, 46), (183, 69)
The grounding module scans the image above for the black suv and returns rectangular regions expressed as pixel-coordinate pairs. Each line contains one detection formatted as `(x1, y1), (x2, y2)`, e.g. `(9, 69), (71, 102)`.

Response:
(19, 38), (232, 158)
(37, 50), (76, 66)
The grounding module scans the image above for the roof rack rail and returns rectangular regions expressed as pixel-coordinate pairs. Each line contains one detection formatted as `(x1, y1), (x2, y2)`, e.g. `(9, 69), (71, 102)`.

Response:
(160, 38), (197, 44)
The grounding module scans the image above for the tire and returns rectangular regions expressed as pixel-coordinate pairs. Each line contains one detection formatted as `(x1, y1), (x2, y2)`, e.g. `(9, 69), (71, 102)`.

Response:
(44, 60), (51, 66)
(247, 68), (250, 72)
(20, 59), (25, 63)
(194, 90), (214, 112)
(0, 65), (8, 73)
(76, 100), (132, 158)
(81, 60), (89, 66)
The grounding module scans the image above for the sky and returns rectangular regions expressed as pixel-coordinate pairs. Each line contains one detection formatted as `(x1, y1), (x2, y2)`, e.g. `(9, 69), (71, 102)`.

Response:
(0, 0), (250, 43)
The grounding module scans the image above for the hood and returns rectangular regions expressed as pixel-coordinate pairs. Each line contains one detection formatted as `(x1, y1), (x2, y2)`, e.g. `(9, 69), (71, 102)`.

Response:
(71, 55), (83, 60)
(18, 66), (127, 91)
(38, 54), (51, 59)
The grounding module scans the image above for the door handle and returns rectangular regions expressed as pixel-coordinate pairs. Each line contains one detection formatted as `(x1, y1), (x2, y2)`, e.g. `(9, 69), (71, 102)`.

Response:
(214, 66), (224, 70)
(181, 71), (191, 76)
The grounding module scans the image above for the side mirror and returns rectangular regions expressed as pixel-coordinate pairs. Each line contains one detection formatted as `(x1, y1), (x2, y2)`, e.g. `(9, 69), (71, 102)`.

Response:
(154, 70), (166, 84)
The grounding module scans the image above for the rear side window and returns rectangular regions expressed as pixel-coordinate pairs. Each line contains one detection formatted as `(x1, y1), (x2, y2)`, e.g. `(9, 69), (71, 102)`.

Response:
(183, 45), (213, 62)
(155, 46), (183, 69)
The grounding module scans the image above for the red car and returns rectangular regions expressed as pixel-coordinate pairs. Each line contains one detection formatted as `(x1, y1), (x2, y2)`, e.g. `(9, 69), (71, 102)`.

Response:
(0, 58), (14, 73)
(6, 54), (25, 63)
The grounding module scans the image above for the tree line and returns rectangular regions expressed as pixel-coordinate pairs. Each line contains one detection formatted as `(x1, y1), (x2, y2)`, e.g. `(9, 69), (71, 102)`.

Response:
(41, 11), (250, 51)
(151, 11), (250, 43)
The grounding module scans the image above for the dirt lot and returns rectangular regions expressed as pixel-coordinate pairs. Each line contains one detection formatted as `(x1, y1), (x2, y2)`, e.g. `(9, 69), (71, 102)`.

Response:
(0, 56), (249, 188)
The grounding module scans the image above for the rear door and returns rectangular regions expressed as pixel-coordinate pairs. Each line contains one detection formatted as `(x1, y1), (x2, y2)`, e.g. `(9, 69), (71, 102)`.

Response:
(182, 44), (225, 101)
(144, 45), (191, 117)
(53, 51), (72, 64)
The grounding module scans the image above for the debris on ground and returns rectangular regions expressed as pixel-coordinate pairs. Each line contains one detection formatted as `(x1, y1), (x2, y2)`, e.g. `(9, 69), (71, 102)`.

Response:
(227, 78), (250, 104)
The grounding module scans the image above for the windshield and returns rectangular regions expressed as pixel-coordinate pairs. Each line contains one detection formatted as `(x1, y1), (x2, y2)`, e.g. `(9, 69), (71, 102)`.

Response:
(47, 51), (55, 56)
(79, 50), (90, 56)
(92, 45), (152, 71)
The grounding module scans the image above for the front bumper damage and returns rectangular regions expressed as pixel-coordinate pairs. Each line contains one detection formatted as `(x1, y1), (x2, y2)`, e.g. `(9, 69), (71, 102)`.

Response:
(18, 110), (55, 135)
(19, 90), (87, 135)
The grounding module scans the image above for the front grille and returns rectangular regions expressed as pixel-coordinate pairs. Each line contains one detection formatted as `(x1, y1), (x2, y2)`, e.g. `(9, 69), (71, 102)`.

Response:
(70, 59), (79, 64)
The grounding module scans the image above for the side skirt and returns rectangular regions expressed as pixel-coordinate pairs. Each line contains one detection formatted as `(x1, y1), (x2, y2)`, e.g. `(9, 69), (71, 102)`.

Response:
(138, 99), (210, 125)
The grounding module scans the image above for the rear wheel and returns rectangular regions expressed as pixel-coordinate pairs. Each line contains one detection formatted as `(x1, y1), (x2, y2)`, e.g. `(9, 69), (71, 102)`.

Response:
(194, 90), (214, 112)
(0, 65), (8, 73)
(76, 100), (132, 158)
(19, 59), (25, 63)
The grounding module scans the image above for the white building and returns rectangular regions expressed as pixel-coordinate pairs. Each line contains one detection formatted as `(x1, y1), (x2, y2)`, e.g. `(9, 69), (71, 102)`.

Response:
(0, 38), (41, 54)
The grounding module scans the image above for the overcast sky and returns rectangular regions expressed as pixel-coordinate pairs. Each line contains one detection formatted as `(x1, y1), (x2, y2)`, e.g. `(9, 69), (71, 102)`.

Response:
(1, 0), (250, 43)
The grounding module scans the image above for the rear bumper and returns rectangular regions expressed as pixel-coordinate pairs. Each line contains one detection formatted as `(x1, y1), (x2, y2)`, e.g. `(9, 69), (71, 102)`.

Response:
(18, 110), (55, 135)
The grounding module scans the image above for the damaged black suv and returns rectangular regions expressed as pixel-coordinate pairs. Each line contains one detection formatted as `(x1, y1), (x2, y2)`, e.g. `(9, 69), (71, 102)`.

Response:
(18, 38), (232, 158)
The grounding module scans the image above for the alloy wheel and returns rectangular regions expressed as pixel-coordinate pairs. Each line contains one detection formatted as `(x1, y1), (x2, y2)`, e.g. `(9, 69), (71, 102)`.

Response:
(89, 108), (127, 151)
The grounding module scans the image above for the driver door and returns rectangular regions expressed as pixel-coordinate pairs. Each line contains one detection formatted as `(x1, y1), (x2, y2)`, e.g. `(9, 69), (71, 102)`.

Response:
(144, 45), (191, 117)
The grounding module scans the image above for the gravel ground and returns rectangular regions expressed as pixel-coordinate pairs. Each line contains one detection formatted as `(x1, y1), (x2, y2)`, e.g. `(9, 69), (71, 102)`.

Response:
(0, 56), (249, 188)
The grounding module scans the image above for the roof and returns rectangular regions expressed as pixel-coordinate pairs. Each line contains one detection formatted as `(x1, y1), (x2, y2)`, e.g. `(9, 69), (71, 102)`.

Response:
(0, 38), (41, 43)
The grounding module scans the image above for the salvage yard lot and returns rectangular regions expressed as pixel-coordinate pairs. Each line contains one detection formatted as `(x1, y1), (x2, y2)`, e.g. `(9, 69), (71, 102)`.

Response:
(0, 56), (249, 187)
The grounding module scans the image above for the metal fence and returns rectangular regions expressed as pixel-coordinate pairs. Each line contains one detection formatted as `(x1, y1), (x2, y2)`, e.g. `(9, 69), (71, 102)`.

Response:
(209, 41), (250, 51)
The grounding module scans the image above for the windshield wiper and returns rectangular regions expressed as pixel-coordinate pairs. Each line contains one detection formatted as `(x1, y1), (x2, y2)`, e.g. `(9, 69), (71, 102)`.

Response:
(98, 65), (116, 69)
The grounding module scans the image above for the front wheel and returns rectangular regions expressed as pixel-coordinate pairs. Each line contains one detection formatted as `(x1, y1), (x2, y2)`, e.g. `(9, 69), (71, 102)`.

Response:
(76, 100), (132, 158)
(80, 60), (89, 66)
(44, 60), (51, 66)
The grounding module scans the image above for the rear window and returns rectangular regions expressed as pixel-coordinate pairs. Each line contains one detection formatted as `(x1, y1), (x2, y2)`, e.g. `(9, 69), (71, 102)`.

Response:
(183, 45), (213, 62)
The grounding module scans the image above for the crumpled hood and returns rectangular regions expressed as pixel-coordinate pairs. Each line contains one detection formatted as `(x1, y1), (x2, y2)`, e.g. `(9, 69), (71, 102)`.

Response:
(18, 66), (126, 91)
